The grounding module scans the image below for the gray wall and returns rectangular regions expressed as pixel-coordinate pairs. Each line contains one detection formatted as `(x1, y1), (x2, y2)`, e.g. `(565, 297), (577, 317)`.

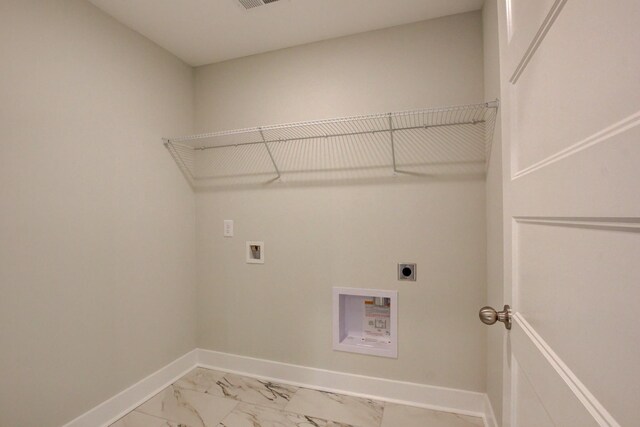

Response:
(193, 12), (488, 392)
(0, 1), (196, 426)
(0, 6), (494, 425)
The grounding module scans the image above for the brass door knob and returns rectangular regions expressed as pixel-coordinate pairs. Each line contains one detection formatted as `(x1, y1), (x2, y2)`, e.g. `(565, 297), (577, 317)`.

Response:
(479, 305), (512, 330)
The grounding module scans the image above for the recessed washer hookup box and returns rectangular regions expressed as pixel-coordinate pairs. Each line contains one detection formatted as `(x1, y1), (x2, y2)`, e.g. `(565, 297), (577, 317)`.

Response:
(332, 287), (398, 358)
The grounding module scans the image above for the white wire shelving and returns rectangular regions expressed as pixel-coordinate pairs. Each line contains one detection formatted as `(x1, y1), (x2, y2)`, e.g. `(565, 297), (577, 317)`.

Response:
(164, 101), (498, 187)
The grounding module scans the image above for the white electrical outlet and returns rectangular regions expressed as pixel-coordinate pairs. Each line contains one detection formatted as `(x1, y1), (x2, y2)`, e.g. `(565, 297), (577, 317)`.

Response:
(223, 220), (234, 237)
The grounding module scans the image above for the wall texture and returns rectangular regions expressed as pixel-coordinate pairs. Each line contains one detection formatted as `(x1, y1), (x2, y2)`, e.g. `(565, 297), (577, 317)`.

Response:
(195, 12), (485, 131)
(0, 1), (196, 426)
(483, 0), (505, 424)
(194, 12), (488, 392)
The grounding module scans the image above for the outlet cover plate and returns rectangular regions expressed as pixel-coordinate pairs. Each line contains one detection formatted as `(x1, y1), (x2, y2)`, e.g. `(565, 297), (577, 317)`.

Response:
(398, 263), (416, 281)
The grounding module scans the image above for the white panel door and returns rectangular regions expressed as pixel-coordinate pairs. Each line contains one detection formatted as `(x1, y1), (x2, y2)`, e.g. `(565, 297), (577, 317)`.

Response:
(496, 0), (640, 425)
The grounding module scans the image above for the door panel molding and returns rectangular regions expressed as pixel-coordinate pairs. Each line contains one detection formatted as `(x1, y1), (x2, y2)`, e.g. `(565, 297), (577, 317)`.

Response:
(511, 123), (640, 218)
(508, 0), (568, 84)
(513, 111), (640, 179)
(512, 314), (619, 426)
(512, 217), (640, 425)
(513, 217), (640, 233)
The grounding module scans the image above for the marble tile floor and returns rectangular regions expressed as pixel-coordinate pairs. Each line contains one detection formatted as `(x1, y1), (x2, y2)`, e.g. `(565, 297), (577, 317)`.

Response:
(110, 367), (484, 427)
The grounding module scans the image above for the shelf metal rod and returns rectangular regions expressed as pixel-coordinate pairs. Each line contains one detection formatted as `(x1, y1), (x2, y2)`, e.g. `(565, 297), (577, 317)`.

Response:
(193, 120), (485, 151)
(258, 127), (281, 179)
(163, 139), (195, 181)
(389, 113), (397, 173)
(168, 102), (494, 144)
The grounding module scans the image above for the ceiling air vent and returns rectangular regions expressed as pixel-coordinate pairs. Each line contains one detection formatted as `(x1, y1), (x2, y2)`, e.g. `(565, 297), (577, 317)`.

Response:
(237, 0), (280, 10)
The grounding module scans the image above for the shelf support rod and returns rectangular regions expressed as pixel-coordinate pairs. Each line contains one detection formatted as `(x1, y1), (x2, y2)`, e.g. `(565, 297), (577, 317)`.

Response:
(388, 113), (397, 174)
(258, 127), (281, 180)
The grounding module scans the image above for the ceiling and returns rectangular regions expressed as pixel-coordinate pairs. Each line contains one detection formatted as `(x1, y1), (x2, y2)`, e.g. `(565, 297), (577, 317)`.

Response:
(88, 0), (484, 67)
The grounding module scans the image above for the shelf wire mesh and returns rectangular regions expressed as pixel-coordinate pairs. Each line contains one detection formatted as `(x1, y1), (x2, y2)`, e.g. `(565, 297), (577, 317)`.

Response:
(165, 102), (498, 187)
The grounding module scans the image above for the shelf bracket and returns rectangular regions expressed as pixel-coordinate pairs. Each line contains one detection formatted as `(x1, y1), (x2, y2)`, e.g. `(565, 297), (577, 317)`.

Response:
(486, 99), (500, 109)
(258, 127), (281, 180)
(388, 113), (397, 174)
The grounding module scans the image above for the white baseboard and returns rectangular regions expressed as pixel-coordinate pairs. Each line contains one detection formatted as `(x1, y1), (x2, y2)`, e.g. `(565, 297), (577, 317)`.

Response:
(62, 349), (198, 427)
(197, 348), (486, 418)
(62, 348), (491, 426)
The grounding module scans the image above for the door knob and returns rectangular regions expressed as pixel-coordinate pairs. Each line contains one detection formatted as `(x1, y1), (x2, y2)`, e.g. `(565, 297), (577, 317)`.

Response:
(479, 305), (512, 330)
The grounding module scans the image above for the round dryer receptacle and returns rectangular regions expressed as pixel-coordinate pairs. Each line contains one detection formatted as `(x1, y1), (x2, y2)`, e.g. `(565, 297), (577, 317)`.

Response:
(398, 263), (416, 281)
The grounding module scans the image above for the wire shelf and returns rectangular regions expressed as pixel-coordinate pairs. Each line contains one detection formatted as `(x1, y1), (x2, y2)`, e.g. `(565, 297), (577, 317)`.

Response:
(164, 101), (498, 187)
